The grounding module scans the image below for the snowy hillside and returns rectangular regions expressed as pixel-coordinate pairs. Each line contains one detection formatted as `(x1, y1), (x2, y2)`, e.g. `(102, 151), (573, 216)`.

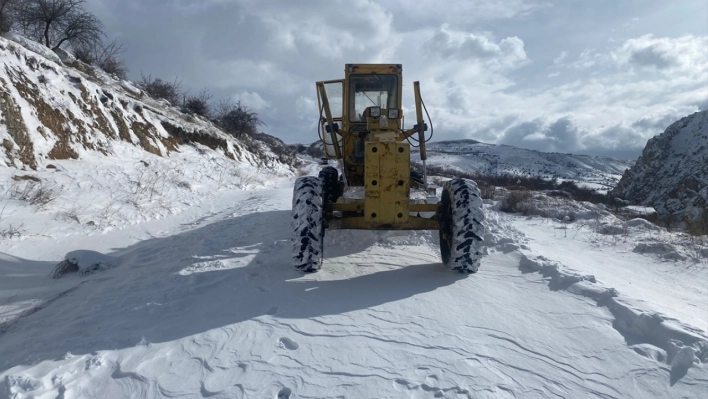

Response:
(0, 154), (706, 398)
(0, 34), (295, 236)
(417, 140), (634, 192)
(0, 35), (290, 171)
(612, 110), (708, 225)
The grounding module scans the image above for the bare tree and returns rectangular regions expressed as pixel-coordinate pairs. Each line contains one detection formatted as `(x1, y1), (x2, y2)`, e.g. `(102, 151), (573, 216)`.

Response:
(0, 0), (18, 33)
(14, 0), (103, 50)
(74, 39), (128, 78)
(138, 74), (183, 105)
(216, 100), (264, 137)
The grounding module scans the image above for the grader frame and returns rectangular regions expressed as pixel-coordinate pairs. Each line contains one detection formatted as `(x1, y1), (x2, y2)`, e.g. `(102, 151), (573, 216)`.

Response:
(316, 64), (439, 231)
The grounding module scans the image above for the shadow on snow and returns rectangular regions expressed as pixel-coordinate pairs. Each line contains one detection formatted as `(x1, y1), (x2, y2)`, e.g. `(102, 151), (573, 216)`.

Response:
(0, 210), (463, 370)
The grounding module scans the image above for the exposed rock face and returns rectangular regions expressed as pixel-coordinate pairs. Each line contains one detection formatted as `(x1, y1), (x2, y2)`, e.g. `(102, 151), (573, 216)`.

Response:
(0, 34), (293, 172)
(611, 111), (708, 225)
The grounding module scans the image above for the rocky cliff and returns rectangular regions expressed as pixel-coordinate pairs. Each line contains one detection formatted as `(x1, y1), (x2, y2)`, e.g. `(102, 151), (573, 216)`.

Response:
(611, 110), (707, 227)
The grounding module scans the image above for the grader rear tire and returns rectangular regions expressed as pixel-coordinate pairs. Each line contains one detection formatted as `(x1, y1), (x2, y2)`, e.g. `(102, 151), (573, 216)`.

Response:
(291, 176), (324, 272)
(439, 178), (486, 273)
(318, 166), (339, 202)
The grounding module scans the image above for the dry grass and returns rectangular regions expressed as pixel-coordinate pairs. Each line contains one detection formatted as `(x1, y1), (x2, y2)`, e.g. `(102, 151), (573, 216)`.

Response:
(0, 223), (25, 239)
(11, 174), (40, 182)
(10, 180), (61, 207)
(686, 212), (708, 236)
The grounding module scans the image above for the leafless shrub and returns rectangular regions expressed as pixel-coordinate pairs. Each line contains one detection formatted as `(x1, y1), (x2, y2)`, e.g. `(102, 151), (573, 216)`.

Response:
(0, 223), (24, 238)
(182, 88), (213, 118)
(10, 180), (61, 207)
(73, 39), (128, 79)
(214, 100), (263, 137)
(686, 212), (708, 236)
(499, 190), (533, 214)
(655, 213), (681, 231)
(51, 258), (78, 278)
(130, 167), (164, 200)
(479, 183), (496, 200)
(62, 206), (83, 223)
(232, 167), (263, 188)
(138, 74), (183, 105)
(97, 196), (119, 228)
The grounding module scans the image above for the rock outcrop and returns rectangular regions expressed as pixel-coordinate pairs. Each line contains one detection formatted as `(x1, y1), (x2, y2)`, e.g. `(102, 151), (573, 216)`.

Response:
(612, 111), (707, 228)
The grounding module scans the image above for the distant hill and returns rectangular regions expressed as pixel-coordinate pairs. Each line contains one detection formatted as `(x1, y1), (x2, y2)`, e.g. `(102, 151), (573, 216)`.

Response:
(292, 137), (633, 191)
(417, 140), (633, 192)
(611, 110), (707, 228)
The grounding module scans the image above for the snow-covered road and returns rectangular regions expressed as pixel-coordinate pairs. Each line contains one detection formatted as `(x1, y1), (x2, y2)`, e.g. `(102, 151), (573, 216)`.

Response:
(1, 184), (706, 398)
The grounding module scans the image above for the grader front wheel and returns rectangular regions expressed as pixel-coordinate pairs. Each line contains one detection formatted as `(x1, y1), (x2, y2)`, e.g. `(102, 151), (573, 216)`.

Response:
(291, 176), (325, 272)
(439, 178), (486, 273)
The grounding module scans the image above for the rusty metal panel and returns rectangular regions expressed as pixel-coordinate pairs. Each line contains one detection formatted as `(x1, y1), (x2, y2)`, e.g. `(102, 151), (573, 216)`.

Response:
(364, 142), (411, 225)
(395, 143), (410, 223)
(379, 143), (395, 224)
(364, 142), (381, 222)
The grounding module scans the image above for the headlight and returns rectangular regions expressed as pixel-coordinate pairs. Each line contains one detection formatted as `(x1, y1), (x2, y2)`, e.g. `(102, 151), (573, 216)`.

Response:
(387, 108), (400, 119)
(369, 106), (381, 117)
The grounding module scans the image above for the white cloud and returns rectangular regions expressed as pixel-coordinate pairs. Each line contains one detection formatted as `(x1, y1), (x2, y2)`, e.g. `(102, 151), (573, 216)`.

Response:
(423, 25), (527, 69)
(622, 17), (640, 28)
(231, 91), (271, 111)
(295, 96), (317, 121)
(387, 0), (547, 24)
(553, 51), (568, 65)
(568, 48), (605, 69)
(88, 0), (708, 158)
(613, 34), (708, 76)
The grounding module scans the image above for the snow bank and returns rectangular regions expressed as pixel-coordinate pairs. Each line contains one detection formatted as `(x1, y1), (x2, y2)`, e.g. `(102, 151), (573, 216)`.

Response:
(2, 32), (62, 64)
(624, 218), (662, 231)
(496, 191), (610, 221)
(633, 242), (685, 261)
(520, 253), (708, 370)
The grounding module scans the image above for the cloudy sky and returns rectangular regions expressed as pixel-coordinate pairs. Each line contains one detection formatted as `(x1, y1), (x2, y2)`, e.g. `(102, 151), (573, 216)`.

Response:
(86, 0), (707, 160)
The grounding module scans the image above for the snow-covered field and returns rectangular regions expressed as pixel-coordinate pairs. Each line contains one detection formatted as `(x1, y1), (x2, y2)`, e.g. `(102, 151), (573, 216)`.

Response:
(418, 140), (634, 192)
(1, 157), (706, 399)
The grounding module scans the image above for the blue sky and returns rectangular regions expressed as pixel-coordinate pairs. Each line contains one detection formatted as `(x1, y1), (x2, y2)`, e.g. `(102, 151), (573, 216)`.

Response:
(87, 0), (708, 160)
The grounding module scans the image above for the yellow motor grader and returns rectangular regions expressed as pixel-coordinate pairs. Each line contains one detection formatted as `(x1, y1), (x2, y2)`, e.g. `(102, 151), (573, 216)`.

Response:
(291, 64), (485, 272)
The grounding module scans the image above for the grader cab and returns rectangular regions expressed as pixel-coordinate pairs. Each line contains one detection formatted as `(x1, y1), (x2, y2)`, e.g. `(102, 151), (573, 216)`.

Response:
(291, 64), (485, 273)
